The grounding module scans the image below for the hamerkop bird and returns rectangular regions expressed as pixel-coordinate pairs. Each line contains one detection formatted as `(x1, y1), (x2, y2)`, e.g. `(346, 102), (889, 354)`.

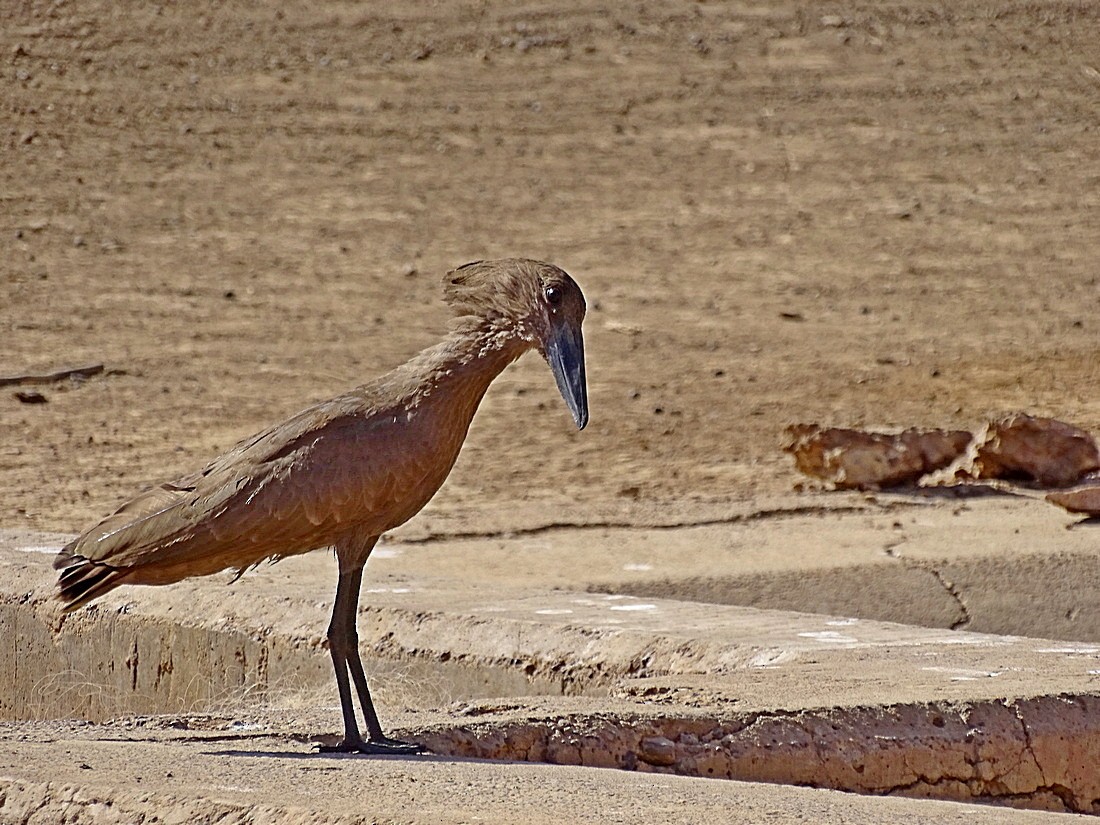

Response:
(54, 258), (588, 755)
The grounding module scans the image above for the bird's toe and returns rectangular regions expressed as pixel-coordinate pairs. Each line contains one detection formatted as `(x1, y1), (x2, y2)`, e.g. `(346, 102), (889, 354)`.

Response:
(315, 739), (359, 754)
(359, 736), (428, 756)
(315, 736), (426, 756)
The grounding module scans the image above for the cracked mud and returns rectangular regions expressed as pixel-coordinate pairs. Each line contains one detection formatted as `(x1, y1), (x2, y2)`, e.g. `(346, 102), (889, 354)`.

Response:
(417, 695), (1100, 814)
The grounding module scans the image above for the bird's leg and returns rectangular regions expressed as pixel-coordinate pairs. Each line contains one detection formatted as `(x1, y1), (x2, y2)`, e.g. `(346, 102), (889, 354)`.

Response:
(318, 568), (363, 752)
(318, 551), (424, 756)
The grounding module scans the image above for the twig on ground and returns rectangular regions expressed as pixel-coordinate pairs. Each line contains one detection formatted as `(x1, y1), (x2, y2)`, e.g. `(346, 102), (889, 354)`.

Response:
(0, 364), (105, 387)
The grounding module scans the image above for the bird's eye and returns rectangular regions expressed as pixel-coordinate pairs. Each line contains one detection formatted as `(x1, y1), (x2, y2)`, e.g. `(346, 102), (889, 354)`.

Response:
(545, 286), (562, 306)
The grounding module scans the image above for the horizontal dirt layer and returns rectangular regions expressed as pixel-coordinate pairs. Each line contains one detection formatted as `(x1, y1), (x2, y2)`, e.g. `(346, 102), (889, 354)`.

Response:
(418, 694), (1100, 814)
(1, 712), (1080, 825)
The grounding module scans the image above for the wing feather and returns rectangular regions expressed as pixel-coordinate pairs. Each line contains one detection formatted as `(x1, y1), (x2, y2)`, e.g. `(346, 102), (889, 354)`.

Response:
(58, 396), (396, 584)
(54, 377), (463, 613)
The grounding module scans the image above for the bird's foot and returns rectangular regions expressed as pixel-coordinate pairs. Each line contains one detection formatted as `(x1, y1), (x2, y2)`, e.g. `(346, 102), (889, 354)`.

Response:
(317, 736), (427, 756)
(360, 736), (428, 756)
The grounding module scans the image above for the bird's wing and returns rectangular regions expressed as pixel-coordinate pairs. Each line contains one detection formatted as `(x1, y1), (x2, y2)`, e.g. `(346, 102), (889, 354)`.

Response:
(61, 395), (399, 575)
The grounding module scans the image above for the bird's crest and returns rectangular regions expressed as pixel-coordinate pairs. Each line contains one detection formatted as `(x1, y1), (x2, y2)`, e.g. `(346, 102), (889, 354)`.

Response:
(443, 258), (552, 331)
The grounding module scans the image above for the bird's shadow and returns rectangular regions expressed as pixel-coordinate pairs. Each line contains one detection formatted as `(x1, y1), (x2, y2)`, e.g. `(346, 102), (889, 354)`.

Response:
(202, 746), (505, 767)
(878, 482), (1100, 528)
(1064, 515), (1100, 530)
(876, 483), (1031, 502)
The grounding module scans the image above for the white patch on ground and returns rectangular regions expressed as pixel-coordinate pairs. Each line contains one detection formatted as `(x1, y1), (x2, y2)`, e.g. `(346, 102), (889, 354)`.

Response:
(750, 650), (796, 668)
(825, 618), (859, 626)
(922, 666), (1003, 680)
(372, 548), (402, 559)
(15, 545), (61, 554)
(534, 608), (574, 615)
(623, 563), (653, 571)
(609, 603), (657, 612)
(227, 722), (264, 731)
(797, 631), (858, 643)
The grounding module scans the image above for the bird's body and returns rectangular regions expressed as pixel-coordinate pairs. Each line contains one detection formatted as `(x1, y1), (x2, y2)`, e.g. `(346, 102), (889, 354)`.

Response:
(54, 258), (589, 754)
(56, 333), (523, 603)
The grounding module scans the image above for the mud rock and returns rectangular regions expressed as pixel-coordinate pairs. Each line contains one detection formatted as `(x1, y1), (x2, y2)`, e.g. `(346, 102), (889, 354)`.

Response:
(962, 414), (1100, 487)
(784, 425), (972, 490)
(639, 735), (677, 766)
(1045, 480), (1100, 516)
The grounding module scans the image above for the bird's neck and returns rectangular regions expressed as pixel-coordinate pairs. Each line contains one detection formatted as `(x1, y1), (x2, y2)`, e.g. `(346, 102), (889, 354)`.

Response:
(396, 326), (530, 417)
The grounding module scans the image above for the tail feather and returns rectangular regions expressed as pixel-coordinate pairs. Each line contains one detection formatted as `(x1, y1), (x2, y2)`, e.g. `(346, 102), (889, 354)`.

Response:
(54, 546), (129, 613)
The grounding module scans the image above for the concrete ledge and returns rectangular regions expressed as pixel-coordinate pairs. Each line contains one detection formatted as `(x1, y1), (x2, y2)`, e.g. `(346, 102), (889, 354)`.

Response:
(8, 522), (1100, 720)
(6, 495), (1100, 815)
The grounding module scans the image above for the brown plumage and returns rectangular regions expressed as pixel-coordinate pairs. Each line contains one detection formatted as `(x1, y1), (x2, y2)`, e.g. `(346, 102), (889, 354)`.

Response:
(54, 258), (588, 754)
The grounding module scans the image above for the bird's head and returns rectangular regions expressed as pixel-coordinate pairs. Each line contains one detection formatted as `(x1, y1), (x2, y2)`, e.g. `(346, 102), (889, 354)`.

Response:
(444, 258), (588, 429)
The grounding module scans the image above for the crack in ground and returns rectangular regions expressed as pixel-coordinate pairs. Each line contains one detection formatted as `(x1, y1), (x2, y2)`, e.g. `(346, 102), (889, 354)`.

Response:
(392, 502), (907, 544)
(925, 565), (971, 631)
(1013, 701), (1045, 786)
(1005, 699), (1080, 812)
(879, 773), (1077, 813)
(880, 537), (971, 631)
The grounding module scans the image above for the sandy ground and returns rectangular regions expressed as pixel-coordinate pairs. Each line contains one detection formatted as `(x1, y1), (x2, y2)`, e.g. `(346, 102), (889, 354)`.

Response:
(6, 0), (1100, 535)
(5, 0), (1100, 821)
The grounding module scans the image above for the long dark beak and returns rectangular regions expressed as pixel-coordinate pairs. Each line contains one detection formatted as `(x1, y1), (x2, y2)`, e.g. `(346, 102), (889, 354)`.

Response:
(545, 320), (589, 430)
